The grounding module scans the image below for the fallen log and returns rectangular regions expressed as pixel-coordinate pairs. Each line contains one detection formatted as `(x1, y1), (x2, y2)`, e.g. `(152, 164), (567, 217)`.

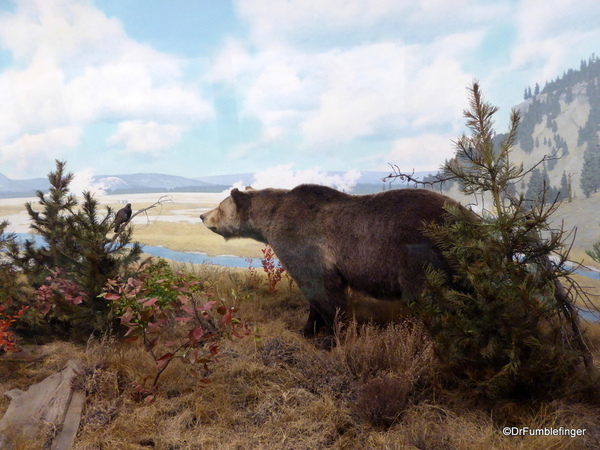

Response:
(0, 359), (85, 450)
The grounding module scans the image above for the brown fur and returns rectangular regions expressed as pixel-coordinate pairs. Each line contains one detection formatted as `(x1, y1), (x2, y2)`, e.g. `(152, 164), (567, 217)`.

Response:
(201, 184), (460, 336)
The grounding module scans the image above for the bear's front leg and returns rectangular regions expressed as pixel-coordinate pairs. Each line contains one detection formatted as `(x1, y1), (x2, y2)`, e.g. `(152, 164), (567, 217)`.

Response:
(272, 245), (348, 339)
(302, 305), (327, 338)
(298, 267), (348, 338)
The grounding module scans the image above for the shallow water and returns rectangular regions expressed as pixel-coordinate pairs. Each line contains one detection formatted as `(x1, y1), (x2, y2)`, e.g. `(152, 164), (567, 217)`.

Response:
(14, 233), (262, 268)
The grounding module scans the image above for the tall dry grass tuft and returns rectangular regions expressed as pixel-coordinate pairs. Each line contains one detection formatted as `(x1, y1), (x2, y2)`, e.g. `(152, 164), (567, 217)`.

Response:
(335, 319), (435, 381)
(334, 320), (437, 428)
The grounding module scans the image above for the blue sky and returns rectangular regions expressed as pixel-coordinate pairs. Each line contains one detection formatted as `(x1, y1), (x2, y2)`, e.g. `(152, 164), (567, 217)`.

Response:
(1, 0), (599, 183)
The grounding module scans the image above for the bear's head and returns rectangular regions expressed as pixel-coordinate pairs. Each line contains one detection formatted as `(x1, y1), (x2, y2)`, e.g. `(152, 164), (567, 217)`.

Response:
(200, 188), (246, 239)
(201, 187), (276, 243)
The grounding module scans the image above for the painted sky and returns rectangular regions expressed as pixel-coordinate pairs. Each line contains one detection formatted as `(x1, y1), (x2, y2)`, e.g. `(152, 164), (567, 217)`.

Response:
(1, 0), (599, 181)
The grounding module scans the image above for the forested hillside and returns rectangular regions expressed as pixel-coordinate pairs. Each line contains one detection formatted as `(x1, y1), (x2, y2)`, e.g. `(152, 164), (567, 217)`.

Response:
(507, 54), (600, 199)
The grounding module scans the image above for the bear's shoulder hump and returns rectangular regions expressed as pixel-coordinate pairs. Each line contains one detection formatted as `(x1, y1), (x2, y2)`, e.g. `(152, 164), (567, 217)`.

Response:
(289, 184), (347, 200)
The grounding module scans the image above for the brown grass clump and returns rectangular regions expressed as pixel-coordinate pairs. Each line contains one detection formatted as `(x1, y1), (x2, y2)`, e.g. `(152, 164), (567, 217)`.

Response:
(332, 320), (435, 428)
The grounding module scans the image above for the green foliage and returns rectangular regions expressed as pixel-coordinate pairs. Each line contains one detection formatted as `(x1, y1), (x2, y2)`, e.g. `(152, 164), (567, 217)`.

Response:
(524, 167), (545, 205)
(541, 53), (600, 96)
(17, 160), (78, 284)
(521, 53), (600, 155)
(11, 160), (142, 338)
(0, 220), (29, 348)
(0, 220), (27, 305)
(416, 82), (591, 398)
(108, 258), (204, 318)
(587, 240), (600, 264)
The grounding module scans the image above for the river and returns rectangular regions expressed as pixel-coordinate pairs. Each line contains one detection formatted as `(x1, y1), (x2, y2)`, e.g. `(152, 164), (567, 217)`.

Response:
(15, 233), (262, 268)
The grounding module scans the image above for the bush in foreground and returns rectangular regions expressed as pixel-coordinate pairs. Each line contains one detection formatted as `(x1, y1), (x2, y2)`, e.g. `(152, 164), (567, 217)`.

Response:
(415, 82), (597, 397)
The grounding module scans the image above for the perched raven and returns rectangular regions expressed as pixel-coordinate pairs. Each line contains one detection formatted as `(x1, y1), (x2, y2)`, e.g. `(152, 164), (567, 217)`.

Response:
(114, 203), (132, 232)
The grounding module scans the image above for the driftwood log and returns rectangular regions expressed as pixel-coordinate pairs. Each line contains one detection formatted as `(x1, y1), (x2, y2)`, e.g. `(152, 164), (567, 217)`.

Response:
(0, 359), (85, 450)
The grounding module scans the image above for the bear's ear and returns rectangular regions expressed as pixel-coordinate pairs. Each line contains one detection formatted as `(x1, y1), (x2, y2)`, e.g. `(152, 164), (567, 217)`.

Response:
(231, 188), (251, 211)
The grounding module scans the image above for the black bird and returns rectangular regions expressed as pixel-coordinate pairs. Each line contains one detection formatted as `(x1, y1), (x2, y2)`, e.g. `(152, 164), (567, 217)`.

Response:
(114, 203), (132, 232)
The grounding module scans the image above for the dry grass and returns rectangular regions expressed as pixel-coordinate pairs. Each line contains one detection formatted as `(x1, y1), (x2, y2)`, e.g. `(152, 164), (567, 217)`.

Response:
(134, 220), (265, 258)
(2, 266), (600, 450)
(3, 186), (600, 449)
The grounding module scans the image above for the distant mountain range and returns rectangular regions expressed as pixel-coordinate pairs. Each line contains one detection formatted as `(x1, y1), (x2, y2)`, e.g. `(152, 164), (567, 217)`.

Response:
(0, 170), (435, 198)
(0, 173), (50, 197)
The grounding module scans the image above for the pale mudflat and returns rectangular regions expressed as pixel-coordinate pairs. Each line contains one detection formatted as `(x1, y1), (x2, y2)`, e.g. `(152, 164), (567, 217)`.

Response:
(0, 192), (265, 259)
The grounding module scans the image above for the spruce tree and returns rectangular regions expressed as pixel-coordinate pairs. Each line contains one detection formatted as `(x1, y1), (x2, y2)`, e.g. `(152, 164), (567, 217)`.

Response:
(587, 240), (600, 264)
(524, 167), (544, 205)
(14, 160), (142, 336)
(17, 160), (78, 285)
(580, 144), (600, 198)
(559, 170), (569, 201)
(566, 86), (574, 103)
(415, 82), (594, 397)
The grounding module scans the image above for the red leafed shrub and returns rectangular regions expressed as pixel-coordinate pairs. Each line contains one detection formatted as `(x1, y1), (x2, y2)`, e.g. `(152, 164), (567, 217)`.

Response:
(247, 245), (294, 294)
(101, 259), (252, 401)
(0, 301), (28, 352)
(261, 245), (288, 293)
(34, 268), (88, 316)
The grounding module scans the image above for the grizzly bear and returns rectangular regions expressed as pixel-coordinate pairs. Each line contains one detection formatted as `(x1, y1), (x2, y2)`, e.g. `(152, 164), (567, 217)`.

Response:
(200, 184), (460, 337)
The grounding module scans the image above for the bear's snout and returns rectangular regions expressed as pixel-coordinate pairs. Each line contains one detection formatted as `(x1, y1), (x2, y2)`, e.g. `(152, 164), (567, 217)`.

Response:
(200, 212), (218, 232)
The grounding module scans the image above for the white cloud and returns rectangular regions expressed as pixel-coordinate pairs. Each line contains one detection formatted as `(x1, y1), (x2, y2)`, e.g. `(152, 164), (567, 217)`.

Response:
(235, 0), (506, 46)
(0, 126), (82, 175)
(300, 43), (407, 144)
(404, 34), (481, 129)
(385, 134), (456, 172)
(63, 60), (213, 125)
(236, 0), (409, 44)
(213, 32), (477, 154)
(0, 0), (214, 170)
(507, 31), (600, 90)
(489, 0), (600, 96)
(249, 164), (362, 192)
(210, 37), (253, 87)
(516, 0), (600, 43)
(108, 121), (184, 155)
(1, 56), (69, 134)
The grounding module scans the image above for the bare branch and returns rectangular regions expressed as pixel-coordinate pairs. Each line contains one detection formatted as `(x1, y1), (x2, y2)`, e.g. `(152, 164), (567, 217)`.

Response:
(382, 164), (458, 189)
(110, 195), (174, 246)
